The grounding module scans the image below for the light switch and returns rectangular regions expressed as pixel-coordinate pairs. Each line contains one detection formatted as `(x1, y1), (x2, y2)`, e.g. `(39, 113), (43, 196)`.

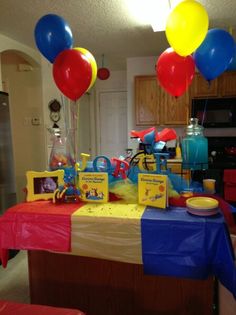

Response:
(31, 117), (41, 125)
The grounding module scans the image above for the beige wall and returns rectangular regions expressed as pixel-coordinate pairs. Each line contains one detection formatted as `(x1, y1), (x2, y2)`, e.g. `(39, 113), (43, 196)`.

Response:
(1, 51), (45, 202)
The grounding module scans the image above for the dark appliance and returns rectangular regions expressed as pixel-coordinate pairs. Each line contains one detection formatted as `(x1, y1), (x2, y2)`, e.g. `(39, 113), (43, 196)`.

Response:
(192, 97), (236, 128)
(192, 137), (236, 197)
(0, 91), (16, 215)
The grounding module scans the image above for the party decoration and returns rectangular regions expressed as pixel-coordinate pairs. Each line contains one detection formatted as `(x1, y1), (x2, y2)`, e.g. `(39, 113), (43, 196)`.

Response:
(156, 48), (195, 97)
(34, 14), (73, 63)
(53, 49), (92, 101)
(97, 68), (110, 80)
(74, 47), (97, 91)
(227, 44), (236, 71)
(194, 29), (235, 81)
(97, 54), (110, 80)
(166, 0), (208, 56)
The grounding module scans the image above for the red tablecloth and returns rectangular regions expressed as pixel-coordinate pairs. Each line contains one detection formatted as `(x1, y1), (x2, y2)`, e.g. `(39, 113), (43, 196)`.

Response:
(0, 300), (85, 315)
(0, 201), (85, 267)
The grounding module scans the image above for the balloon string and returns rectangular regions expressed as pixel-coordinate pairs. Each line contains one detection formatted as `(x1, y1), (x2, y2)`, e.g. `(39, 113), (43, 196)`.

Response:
(102, 54), (104, 68)
(70, 100), (78, 166)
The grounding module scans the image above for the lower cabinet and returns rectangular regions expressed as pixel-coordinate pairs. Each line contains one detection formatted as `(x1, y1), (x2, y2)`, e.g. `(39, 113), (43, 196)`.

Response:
(167, 160), (190, 180)
(28, 250), (214, 315)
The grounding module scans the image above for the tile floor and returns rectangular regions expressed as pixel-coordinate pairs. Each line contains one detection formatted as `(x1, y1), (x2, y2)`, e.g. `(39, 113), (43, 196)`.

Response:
(0, 250), (30, 303)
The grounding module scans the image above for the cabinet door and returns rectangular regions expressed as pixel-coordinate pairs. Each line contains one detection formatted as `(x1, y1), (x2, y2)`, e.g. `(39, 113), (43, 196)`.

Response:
(220, 71), (236, 96)
(135, 76), (160, 125)
(161, 89), (189, 125)
(167, 162), (190, 180)
(191, 73), (218, 98)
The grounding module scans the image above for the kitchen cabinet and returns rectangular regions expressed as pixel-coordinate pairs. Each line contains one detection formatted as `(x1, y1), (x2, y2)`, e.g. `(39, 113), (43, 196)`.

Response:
(135, 76), (160, 125)
(190, 73), (219, 98)
(167, 160), (190, 180)
(190, 71), (236, 98)
(135, 75), (189, 126)
(220, 71), (236, 96)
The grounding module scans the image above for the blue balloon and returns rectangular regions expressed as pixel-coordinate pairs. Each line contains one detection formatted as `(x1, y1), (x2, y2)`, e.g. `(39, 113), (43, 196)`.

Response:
(193, 29), (235, 81)
(227, 44), (236, 70)
(34, 14), (73, 63)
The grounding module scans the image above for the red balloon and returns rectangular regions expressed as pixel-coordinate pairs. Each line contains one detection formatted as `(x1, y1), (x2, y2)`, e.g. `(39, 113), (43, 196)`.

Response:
(53, 49), (92, 101)
(97, 67), (110, 80)
(156, 48), (195, 97)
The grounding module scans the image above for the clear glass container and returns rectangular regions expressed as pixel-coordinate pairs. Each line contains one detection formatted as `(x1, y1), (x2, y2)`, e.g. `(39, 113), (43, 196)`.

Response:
(49, 132), (75, 171)
(182, 118), (208, 170)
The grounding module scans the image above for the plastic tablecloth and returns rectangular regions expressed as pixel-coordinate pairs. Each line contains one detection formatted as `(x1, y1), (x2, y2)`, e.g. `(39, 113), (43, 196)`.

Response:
(0, 199), (236, 298)
(141, 206), (236, 298)
(0, 300), (85, 315)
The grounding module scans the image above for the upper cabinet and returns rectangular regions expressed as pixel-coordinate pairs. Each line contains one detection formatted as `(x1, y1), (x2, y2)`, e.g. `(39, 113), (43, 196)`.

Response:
(135, 76), (160, 125)
(190, 71), (236, 98)
(190, 73), (218, 98)
(220, 71), (236, 96)
(135, 75), (189, 126)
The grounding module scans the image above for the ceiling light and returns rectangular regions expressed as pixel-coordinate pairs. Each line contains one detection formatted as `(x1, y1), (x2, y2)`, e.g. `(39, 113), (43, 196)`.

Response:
(125, 0), (182, 32)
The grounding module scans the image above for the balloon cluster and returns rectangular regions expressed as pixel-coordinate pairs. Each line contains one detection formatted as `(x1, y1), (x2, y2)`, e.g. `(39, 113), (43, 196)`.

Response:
(34, 14), (97, 101)
(156, 0), (235, 97)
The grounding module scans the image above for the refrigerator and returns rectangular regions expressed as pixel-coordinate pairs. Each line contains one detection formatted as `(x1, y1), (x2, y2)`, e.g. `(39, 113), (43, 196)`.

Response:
(0, 91), (16, 215)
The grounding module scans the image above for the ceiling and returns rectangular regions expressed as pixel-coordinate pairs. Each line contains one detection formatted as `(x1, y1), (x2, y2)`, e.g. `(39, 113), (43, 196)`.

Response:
(0, 0), (236, 70)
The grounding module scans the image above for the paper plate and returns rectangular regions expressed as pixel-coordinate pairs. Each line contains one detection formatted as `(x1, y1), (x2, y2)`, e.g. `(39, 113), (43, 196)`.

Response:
(186, 207), (219, 217)
(186, 197), (219, 210)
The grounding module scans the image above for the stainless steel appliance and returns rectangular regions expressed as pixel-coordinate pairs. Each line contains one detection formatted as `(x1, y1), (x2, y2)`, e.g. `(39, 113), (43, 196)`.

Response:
(0, 91), (16, 215)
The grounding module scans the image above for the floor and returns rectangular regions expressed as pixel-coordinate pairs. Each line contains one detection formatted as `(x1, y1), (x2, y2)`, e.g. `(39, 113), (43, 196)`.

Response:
(0, 250), (30, 303)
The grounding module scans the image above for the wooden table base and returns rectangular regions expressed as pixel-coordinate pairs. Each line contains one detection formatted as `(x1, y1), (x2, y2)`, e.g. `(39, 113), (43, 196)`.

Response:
(28, 250), (214, 315)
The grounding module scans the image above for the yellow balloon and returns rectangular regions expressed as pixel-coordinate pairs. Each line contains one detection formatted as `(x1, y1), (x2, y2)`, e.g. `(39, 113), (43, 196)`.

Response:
(166, 0), (209, 56)
(74, 47), (97, 91)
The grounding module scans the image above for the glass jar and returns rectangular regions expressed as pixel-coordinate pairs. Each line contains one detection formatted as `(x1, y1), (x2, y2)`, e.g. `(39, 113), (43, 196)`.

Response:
(182, 118), (208, 170)
(49, 133), (75, 171)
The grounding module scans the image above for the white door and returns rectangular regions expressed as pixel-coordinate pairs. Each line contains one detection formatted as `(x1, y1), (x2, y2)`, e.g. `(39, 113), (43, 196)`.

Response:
(99, 91), (127, 158)
(78, 93), (91, 155)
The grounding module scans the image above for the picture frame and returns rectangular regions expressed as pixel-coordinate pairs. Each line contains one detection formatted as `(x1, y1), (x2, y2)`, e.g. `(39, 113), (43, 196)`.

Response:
(26, 170), (64, 202)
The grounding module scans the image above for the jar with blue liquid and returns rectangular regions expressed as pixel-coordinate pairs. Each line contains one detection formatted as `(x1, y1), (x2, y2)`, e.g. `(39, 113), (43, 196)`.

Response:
(182, 118), (208, 170)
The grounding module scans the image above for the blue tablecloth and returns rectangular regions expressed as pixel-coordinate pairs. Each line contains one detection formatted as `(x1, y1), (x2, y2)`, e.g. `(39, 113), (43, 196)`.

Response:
(141, 206), (236, 298)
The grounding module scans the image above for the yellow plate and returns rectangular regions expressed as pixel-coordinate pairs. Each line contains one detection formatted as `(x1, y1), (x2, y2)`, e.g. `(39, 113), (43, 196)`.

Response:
(186, 197), (219, 210)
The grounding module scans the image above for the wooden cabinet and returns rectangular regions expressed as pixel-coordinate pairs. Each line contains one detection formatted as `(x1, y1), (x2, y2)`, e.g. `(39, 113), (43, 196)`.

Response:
(167, 160), (190, 180)
(190, 73), (219, 98)
(135, 76), (160, 125)
(190, 71), (236, 98)
(135, 76), (189, 126)
(220, 71), (236, 96)
(28, 250), (214, 315)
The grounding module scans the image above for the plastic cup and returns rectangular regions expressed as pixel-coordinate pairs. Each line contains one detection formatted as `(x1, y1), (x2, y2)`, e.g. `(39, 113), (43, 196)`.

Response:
(203, 179), (216, 194)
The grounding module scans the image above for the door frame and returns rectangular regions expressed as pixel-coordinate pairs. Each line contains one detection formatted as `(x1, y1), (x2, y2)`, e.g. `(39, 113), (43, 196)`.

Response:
(95, 89), (127, 157)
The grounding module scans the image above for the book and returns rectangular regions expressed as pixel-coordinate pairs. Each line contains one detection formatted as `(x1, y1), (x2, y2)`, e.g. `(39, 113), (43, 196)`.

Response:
(138, 173), (168, 209)
(79, 172), (108, 203)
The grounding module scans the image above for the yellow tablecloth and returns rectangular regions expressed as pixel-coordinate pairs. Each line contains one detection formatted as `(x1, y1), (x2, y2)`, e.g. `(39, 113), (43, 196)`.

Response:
(71, 202), (145, 264)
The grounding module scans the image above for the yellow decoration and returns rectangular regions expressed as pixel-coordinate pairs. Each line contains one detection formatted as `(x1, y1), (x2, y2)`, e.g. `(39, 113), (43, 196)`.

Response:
(166, 0), (209, 56)
(138, 153), (156, 171)
(76, 153), (91, 172)
(109, 179), (138, 203)
(74, 47), (97, 91)
(26, 170), (64, 202)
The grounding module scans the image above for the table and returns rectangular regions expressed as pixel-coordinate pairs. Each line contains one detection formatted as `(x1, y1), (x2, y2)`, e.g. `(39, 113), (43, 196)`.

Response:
(0, 200), (236, 315)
